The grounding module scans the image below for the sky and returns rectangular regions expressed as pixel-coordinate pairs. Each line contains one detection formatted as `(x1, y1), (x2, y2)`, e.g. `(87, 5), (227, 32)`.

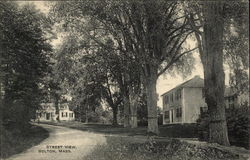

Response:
(17, 1), (230, 108)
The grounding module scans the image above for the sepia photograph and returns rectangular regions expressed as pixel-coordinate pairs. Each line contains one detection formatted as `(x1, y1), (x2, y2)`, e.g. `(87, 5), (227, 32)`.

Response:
(0, 1), (249, 160)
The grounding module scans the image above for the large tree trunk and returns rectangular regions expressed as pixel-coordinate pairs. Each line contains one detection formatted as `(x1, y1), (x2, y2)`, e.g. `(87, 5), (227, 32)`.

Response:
(129, 88), (139, 128)
(85, 107), (88, 123)
(0, 82), (3, 121)
(123, 93), (130, 128)
(145, 70), (159, 135)
(54, 95), (60, 121)
(112, 106), (118, 126)
(121, 72), (130, 128)
(202, 1), (230, 146)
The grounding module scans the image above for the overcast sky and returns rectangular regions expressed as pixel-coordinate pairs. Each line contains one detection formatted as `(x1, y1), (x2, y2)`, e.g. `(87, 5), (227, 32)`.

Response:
(17, 1), (230, 108)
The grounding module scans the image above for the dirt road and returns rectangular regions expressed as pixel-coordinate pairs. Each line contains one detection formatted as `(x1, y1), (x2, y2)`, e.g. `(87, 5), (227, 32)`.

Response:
(7, 123), (106, 160)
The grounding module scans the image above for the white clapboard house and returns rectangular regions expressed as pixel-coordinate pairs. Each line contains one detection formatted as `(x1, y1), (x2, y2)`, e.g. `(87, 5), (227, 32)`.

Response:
(161, 75), (248, 124)
(36, 102), (75, 122)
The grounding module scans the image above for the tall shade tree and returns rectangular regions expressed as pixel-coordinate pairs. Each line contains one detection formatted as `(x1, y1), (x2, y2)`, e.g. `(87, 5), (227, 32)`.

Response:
(51, 0), (195, 134)
(223, 2), (249, 94)
(0, 2), (52, 127)
(51, 33), (123, 125)
(202, 1), (229, 145)
(187, 0), (248, 145)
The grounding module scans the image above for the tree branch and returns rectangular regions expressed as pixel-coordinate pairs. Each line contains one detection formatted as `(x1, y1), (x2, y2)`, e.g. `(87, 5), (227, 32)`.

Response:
(157, 47), (198, 77)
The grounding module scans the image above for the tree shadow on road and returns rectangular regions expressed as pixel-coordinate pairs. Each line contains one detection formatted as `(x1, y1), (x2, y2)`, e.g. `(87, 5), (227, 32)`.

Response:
(0, 123), (49, 159)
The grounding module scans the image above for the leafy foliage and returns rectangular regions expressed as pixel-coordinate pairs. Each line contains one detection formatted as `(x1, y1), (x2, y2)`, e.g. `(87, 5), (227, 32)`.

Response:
(197, 103), (250, 149)
(0, 2), (52, 127)
(50, 0), (196, 133)
(48, 31), (123, 124)
(186, 0), (248, 145)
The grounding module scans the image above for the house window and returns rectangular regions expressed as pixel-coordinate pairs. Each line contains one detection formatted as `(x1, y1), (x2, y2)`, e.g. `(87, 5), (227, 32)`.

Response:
(171, 93), (174, 102)
(176, 89), (182, 100)
(229, 96), (236, 103)
(179, 89), (182, 99)
(61, 112), (68, 117)
(200, 107), (208, 114)
(228, 95), (236, 108)
(176, 108), (182, 117)
(69, 113), (73, 117)
(229, 103), (234, 108)
(166, 96), (169, 104)
(164, 111), (169, 119)
(46, 113), (50, 120)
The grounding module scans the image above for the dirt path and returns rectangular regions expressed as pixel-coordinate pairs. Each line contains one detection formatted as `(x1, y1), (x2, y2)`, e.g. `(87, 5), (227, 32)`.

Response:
(7, 123), (106, 160)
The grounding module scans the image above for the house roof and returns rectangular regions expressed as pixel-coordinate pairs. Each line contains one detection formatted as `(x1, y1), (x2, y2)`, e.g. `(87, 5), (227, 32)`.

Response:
(161, 75), (204, 96)
(161, 75), (237, 97)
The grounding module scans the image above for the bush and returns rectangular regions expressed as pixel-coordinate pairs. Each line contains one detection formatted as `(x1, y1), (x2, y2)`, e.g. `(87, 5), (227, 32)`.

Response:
(158, 114), (163, 125)
(226, 104), (249, 149)
(196, 111), (209, 141)
(197, 103), (250, 149)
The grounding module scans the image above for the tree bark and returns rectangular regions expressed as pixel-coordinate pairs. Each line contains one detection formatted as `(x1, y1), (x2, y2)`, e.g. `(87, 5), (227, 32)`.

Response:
(123, 93), (130, 128)
(145, 69), (159, 135)
(54, 95), (60, 121)
(112, 106), (118, 126)
(129, 88), (139, 128)
(202, 1), (230, 146)
(85, 107), (88, 123)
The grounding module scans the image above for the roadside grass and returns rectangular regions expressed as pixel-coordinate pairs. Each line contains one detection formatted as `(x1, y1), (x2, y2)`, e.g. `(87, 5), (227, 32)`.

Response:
(84, 136), (242, 160)
(40, 121), (198, 138)
(39, 121), (250, 159)
(0, 123), (49, 159)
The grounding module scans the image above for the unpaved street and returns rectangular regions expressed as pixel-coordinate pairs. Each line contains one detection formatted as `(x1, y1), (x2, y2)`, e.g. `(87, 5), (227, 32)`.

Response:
(7, 124), (106, 160)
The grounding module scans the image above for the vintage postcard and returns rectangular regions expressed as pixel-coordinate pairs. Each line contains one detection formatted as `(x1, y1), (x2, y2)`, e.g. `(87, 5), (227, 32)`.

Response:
(0, 1), (249, 160)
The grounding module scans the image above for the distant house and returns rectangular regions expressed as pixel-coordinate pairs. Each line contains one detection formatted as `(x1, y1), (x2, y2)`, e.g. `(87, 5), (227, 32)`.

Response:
(161, 75), (248, 124)
(36, 102), (75, 122)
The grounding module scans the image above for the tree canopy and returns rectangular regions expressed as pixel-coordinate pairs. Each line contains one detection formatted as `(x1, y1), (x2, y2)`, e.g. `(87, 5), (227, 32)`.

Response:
(0, 2), (52, 128)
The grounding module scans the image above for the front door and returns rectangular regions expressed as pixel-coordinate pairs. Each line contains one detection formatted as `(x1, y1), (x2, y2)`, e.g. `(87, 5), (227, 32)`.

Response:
(46, 113), (50, 120)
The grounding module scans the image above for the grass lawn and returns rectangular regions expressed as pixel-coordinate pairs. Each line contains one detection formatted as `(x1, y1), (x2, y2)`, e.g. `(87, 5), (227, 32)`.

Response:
(39, 121), (249, 159)
(0, 123), (49, 159)
(40, 121), (198, 139)
(84, 136), (242, 160)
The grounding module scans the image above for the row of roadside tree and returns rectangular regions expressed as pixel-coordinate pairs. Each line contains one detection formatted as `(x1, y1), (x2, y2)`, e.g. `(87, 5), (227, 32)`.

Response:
(48, 0), (248, 146)
(0, 1), (248, 147)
